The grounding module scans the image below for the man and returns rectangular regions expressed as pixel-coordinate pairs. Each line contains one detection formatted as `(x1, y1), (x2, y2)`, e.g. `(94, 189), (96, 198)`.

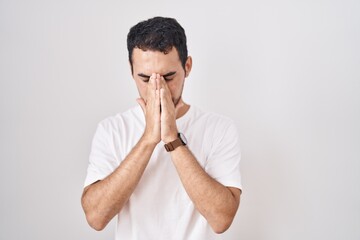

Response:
(81, 16), (242, 239)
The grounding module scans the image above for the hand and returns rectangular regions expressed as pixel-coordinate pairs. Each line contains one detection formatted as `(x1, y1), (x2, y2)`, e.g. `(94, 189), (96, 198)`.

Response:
(159, 77), (183, 143)
(137, 73), (161, 145)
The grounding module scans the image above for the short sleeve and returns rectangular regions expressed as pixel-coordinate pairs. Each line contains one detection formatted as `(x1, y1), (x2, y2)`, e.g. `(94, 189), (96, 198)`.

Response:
(84, 121), (119, 188)
(205, 120), (242, 190)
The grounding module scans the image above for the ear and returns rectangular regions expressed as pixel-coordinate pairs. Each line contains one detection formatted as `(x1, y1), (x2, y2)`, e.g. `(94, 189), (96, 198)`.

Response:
(184, 56), (192, 78)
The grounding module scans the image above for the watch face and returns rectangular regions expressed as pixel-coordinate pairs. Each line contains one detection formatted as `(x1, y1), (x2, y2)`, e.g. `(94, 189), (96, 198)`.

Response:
(179, 133), (188, 145)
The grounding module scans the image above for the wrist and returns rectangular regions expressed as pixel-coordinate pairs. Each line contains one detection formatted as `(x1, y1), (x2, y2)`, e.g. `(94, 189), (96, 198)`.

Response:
(164, 132), (187, 152)
(163, 132), (178, 143)
(141, 133), (160, 147)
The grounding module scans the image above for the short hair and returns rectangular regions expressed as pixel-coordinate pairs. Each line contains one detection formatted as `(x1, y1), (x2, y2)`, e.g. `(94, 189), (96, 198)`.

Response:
(127, 16), (188, 74)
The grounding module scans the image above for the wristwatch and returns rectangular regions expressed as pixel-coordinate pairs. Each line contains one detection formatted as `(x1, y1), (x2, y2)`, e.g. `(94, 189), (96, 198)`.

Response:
(164, 133), (187, 152)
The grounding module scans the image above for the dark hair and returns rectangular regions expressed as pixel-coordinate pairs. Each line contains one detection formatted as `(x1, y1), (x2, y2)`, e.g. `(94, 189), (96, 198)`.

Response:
(127, 16), (188, 74)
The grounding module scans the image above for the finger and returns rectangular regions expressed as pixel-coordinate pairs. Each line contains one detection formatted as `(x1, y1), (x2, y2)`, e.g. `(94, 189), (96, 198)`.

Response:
(155, 89), (161, 113)
(160, 87), (173, 108)
(150, 73), (157, 90)
(156, 75), (160, 91)
(157, 73), (163, 90)
(136, 98), (146, 114)
(159, 76), (167, 89)
(159, 77), (172, 100)
(146, 74), (157, 104)
(160, 88), (166, 109)
(164, 88), (174, 105)
(155, 89), (160, 106)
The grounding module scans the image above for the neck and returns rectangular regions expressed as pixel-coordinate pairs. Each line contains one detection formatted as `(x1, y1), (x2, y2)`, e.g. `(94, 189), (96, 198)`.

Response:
(176, 99), (190, 119)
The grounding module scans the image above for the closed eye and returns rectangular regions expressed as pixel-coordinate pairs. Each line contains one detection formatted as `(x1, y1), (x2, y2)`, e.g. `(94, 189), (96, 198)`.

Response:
(164, 76), (174, 81)
(137, 73), (150, 83)
(137, 71), (176, 82)
(163, 71), (176, 81)
(141, 77), (150, 83)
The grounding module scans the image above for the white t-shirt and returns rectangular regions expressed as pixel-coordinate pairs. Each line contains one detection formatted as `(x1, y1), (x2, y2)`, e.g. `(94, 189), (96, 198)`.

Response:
(84, 105), (242, 240)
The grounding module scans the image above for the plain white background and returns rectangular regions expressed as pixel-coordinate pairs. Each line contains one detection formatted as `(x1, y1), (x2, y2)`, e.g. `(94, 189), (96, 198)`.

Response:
(1, 0), (359, 239)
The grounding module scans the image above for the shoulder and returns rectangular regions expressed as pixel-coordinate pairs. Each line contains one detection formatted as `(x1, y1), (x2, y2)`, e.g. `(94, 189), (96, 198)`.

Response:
(96, 105), (144, 133)
(191, 106), (236, 130)
(186, 107), (241, 160)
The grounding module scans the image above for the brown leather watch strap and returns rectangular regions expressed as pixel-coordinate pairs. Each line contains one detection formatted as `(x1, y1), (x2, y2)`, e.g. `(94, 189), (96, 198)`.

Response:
(164, 138), (184, 152)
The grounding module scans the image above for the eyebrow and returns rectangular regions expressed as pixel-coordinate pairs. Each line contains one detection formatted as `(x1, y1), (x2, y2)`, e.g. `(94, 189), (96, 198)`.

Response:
(137, 71), (177, 79)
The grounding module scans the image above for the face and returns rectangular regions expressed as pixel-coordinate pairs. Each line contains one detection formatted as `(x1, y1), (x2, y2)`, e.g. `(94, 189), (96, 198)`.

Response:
(131, 47), (192, 105)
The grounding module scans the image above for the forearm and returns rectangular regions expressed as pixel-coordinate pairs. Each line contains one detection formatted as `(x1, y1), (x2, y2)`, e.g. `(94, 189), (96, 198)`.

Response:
(81, 136), (156, 230)
(171, 146), (240, 233)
